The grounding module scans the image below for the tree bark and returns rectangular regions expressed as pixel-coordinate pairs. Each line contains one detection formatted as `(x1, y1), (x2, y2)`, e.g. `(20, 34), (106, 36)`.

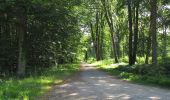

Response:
(17, 7), (27, 77)
(132, 1), (139, 64)
(127, 0), (133, 65)
(150, 0), (158, 65)
(90, 22), (98, 60)
(95, 11), (100, 61)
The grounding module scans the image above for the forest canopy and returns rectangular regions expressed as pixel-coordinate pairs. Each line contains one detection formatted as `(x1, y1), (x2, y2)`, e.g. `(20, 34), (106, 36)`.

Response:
(0, 0), (170, 76)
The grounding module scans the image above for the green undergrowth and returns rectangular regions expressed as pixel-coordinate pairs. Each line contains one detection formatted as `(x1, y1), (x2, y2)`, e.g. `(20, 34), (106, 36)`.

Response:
(0, 64), (80, 100)
(93, 60), (170, 88)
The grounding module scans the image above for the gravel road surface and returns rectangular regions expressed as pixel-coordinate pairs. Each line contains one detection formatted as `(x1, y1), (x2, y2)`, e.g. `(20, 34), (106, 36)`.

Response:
(44, 63), (170, 100)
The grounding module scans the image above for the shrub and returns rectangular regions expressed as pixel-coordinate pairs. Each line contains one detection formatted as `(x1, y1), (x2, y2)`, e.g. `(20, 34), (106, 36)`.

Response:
(121, 56), (129, 63)
(158, 77), (170, 86)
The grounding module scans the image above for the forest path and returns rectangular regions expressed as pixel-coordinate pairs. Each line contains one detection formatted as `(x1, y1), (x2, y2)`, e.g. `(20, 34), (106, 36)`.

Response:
(43, 63), (170, 100)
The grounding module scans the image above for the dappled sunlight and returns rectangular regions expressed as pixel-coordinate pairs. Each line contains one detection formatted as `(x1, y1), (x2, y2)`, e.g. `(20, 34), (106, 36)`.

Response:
(108, 94), (131, 100)
(41, 86), (51, 91)
(102, 63), (128, 69)
(45, 64), (169, 100)
(60, 83), (72, 88)
(1, 0), (170, 99)
(109, 84), (117, 87)
(89, 76), (95, 79)
(54, 80), (63, 84)
(69, 93), (79, 96)
(39, 79), (53, 85)
(90, 76), (108, 79)
(0, 64), (80, 99)
(110, 63), (127, 67)
(149, 96), (161, 100)
(122, 96), (131, 100)
(81, 63), (96, 68)
(106, 95), (115, 100)
(98, 79), (107, 83)
(55, 90), (67, 94)
(94, 84), (101, 86)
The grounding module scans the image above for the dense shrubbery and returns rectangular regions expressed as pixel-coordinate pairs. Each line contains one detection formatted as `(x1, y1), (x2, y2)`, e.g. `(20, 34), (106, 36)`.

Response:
(94, 59), (170, 87)
(115, 62), (170, 77)
(117, 57), (170, 76)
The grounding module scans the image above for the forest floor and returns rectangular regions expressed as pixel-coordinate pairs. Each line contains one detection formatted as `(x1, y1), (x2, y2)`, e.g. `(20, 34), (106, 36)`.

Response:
(43, 63), (170, 100)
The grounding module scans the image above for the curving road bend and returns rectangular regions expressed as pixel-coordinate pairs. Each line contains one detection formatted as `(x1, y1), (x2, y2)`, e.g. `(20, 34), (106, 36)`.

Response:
(44, 63), (170, 100)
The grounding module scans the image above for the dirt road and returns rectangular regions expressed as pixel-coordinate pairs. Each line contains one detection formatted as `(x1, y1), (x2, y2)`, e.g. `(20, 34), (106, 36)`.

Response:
(44, 63), (170, 100)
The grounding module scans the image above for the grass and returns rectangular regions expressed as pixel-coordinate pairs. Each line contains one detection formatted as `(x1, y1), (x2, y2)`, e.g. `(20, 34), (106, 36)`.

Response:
(0, 64), (80, 100)
(92, 59), (170, 88)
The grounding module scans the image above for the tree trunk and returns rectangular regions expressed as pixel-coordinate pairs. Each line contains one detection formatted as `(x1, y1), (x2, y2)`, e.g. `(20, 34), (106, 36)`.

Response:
(17, 8), (27, 77)
(127, 0), (133, 65)
(150, 0), (158, 65)
(95, 11), (100, 61)
(90, 23), (97, 60)
(132, 1), (139, 64)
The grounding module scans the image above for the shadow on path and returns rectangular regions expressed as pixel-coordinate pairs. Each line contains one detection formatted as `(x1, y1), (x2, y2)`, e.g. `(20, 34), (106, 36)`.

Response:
(44, 63), (170, 100)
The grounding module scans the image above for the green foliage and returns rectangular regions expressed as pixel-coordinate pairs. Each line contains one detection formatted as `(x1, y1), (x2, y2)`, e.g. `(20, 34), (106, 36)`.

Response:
(93, 59), (170, 88)
(0, 64), (79, 100)
(120, 56), (129, 63)
(158, 77), (170, 86)
(0, 0), (82, 74)
(91, 59), (114, 66)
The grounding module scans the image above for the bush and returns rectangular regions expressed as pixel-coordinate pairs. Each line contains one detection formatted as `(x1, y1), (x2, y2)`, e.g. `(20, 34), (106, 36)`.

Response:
(121, 56), (129, 63)
(158, 77), (170, 86)
(116, 64), (166, 76)
(159, 57), (170, 75)
(94, 59), (170, 87)
(136, 57), (145, 64)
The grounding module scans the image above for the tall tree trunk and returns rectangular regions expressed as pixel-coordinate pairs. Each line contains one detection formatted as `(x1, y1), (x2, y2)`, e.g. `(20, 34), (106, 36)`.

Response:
(95, 11), (100, 61)
(127, 0), (133, 65)
(17, 8), (27, 76)
(90, 22), (97, 60)
(132, 1), (139, 64)
(150, 0), (158, 65)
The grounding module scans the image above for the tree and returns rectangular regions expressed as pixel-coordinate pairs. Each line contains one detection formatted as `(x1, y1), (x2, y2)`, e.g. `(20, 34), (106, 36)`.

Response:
(127, 0), (133, 65)
(132, 0), (139, 64)
(150, 0), (158, 65)
(101, 0), (119, 63)
(0, 0), (82, 76)
(89, 10), (105, 61)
